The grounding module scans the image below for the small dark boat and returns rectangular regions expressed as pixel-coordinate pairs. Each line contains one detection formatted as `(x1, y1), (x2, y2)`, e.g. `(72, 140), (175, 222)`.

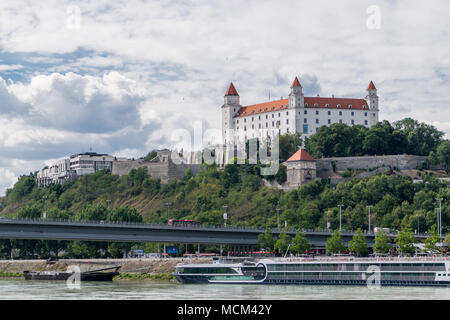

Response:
(24, 266), (121, 281)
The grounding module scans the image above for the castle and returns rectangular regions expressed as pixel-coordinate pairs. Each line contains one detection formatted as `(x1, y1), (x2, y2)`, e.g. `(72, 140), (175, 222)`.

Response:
(221, 77), (379, 145)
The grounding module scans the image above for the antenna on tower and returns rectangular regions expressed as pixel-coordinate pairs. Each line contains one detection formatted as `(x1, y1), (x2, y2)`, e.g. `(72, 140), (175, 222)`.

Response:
(89, 144), (92, 152)
(269, 90), (271, 101)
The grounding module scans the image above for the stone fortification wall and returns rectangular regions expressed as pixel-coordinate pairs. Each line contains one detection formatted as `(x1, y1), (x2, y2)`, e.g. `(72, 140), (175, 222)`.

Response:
(316, 154), (426, 176)
(111, 160), (201, 184)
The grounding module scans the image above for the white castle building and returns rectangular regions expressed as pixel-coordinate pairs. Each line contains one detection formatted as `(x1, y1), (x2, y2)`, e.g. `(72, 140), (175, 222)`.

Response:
(221, 77), (379, 145)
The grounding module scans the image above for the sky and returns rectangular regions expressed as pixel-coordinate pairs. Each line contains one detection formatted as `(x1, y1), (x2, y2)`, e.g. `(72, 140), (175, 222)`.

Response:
(0, 0), (449, 195)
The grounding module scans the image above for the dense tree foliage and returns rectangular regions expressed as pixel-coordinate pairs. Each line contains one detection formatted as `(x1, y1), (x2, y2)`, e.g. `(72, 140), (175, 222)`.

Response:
(290, 230), (311, 254)
(305, 118), (444, 158)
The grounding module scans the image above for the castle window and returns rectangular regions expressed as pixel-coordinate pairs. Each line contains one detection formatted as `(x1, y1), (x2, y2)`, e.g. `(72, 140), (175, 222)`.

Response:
(278, 113), (280, 117)
(315, 110), (319, 115)
(316, 118), (319, 124)
(339, 111), (342, 116)
(363, 105), (366, 109)
(271, 106), (274, 110)
(365, 120), (368, 125)
(266, 115), (268, 119)
(244, 126), (246, 131)
(325, 104), (329, 108)
(348, 105), (352, 108)
(234, 108), (236, 112)
(339, 119), (342, 124)
(305, 103), (308, 107)
(286, 111), (289, 115)
(304, 118), (307, 123)
(266, 123), (268, 128)
(252, 124), (254, 129)
(264, 108), (267, 111)
(272, 114), (274, 118)
(244, 118), (246, 122)
(286, 119), (289, 124)
(351, 112), (354, 116)
(314, 103), (318, 107)
(328, 111), (331, 115)
(337, 104), (341, 108)
(372, 113), (376, 116)
(272, 121), (274, 127)
(365, 112), (368, 116)
(252, 117), (254, 121)
(259, 124), (261, 128)
(351, 120), (354, 125)
(259, 115), (261, 120)
(328, 119), (331, 124)
(304, 110), (307, 114)
(237, 120), (239, 124)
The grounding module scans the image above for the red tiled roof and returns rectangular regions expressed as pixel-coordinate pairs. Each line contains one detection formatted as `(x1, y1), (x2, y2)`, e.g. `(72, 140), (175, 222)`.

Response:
(291, 76), (302, 88)
(286, 149), (316, 162)
(367, 81), (376, 90)
(234, 96), (368, 117)
(225, 82), (239, 96)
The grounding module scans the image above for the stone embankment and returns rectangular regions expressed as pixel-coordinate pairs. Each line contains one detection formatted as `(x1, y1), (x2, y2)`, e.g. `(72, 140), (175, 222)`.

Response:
(0, 258), (212, 275)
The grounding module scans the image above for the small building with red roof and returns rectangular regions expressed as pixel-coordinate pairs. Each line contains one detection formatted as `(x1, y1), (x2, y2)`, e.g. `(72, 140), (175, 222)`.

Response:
(283, 148), (318, 188)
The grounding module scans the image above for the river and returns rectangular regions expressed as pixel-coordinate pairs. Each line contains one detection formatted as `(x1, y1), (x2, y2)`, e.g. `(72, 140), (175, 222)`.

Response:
(0, 279), (449, 299)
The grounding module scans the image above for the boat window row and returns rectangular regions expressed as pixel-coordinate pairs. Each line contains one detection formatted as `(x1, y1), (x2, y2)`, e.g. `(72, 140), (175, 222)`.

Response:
(180, 267), (238, 274)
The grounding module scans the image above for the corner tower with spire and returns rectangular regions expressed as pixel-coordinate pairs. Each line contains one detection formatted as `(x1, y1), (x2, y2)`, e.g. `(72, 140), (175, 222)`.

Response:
(222, 82), (241, 145)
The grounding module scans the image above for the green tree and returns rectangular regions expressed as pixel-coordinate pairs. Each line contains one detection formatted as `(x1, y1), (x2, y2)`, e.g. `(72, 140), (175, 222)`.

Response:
(372, 231), (392, 254)
(348, 228), (368, 256)
(274, 231), (292, 255)
(395, 228), (416, 255)
(424, 225), (441, 252)
(257, 228), (275, 251)
(436, 140), (450, 173)
(326, 230), (346, 254)
(290, 230), (311, 254)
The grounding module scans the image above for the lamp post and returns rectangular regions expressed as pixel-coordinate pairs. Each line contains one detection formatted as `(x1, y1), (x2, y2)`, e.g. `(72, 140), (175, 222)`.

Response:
(276, 207), (281, 229)
(326, 210), (331, 230)
(367, 205), (373, 234)
(223, 205), (228, 227)
(165, 202), (171, 224)
(337, 204), (344, 231)
(436, 198), (443, 238)
(43, 196), (47, 219)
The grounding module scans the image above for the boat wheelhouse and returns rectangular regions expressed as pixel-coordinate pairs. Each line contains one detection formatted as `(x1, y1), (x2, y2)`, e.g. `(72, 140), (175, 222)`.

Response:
(173, 257), (450, 287)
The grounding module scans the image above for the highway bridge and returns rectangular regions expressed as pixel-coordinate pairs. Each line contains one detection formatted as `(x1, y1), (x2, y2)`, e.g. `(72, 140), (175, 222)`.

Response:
(0, 218), (428, 251)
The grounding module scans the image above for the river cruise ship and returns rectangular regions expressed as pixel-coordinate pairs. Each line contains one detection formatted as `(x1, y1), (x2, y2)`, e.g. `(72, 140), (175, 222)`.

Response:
(173, 257), (450, 286)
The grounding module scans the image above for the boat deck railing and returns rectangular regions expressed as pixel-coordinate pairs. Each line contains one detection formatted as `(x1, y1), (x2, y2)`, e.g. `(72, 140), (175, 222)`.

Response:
(265, 256), (449, 263)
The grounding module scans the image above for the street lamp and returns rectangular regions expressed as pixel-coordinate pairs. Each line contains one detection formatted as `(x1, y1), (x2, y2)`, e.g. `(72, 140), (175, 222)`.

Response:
(326, 210), (331, 230)
(43, 196), (48, 219)
(276, 207), (281, 229)
(165, 202), (172, 224)
(367, 205), (373, 234)
(337, 204), (344, 231)
(222, 205), (228, 227)
(436, 198), (443, 238)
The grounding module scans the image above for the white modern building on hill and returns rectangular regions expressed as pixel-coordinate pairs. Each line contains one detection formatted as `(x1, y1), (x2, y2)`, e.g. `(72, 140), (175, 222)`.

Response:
(221, 77), (379, 145)
(36, 152), (115, 186)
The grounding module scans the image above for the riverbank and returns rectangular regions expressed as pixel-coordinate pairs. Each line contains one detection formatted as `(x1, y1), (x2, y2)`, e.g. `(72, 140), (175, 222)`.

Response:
(0, 257), (212, 280)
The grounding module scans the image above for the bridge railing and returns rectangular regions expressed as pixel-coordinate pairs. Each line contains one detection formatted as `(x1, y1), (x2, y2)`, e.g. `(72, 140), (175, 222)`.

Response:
(0, 217), (431, 237)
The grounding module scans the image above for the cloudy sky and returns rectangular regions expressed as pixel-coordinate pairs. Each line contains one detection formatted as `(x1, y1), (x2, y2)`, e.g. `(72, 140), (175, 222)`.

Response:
(0, 0), (449, 195)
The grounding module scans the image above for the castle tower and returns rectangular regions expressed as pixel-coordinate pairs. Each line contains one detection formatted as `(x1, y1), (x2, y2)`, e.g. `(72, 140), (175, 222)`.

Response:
(222, 82), (240, 145)
(288, 76), (304, 109)
(365, 81), (378, 111)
